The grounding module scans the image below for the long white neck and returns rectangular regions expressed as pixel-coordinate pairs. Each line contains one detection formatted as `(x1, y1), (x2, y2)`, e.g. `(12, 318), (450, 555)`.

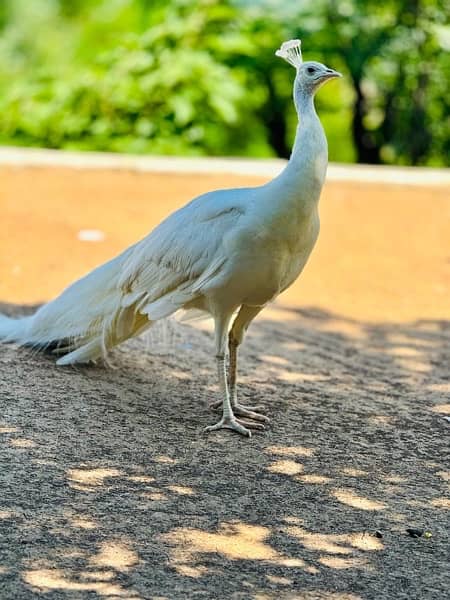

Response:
(268, 83), (328, 211)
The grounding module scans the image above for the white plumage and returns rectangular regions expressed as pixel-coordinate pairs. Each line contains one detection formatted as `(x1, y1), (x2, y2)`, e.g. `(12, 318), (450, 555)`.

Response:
(0, 41), (341, 436)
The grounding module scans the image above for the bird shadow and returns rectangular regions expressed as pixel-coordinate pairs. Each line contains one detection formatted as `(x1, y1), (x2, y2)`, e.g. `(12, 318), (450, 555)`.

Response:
(0, 300), (449, 599)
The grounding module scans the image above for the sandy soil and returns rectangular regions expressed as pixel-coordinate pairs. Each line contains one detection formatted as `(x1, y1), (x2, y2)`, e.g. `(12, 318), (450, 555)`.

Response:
(0, 165), (449, 599)
(1, 166), (449, 322)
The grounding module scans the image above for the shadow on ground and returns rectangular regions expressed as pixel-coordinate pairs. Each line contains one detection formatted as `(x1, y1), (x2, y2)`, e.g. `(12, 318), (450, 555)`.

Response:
(0, 302), (449, 599)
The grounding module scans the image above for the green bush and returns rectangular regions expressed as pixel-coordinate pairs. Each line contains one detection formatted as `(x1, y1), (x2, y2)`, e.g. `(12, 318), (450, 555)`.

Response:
(0, 0), (447, 165)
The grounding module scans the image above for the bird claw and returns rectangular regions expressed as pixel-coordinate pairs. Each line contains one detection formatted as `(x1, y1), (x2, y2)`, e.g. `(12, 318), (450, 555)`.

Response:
(209, 399), (268, 421)
(233, 405), (270, 423)
(237, 418), (266, 431)
(204, 414), (266, 437)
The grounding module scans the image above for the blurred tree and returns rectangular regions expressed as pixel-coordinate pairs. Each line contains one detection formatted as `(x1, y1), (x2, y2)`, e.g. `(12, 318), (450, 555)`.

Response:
(0, 3), (7, 30)
(0, 0), (447, 165)
(290, 0), (449, 164)
(0, 0), (287, 156)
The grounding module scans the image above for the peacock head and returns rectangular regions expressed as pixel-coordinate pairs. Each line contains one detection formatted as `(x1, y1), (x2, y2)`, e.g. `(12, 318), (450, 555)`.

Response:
(275, 39), (341, 96)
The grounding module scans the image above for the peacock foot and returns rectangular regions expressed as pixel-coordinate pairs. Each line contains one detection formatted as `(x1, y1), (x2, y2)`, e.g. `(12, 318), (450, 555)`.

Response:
(209, 398), (266, 415)
(233, 404), (270, 424)
(204, 414), (266, 437)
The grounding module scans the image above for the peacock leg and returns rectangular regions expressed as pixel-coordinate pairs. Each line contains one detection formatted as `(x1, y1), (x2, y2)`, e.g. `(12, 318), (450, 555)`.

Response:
(210, 305), (269, 424)
(228, 336), (269, 423)
(204, 314), (265, 437)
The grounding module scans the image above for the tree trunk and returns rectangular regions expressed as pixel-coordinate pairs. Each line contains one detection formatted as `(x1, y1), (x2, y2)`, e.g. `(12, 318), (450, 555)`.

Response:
(263, 74), (290, 159)
(352, 82), (380, 164)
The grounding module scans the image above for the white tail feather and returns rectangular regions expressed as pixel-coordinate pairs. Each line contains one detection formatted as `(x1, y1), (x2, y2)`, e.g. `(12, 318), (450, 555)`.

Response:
(56, 339), (104, 366)
(0, 314), (33, 343)
(0, 233), (186, 364)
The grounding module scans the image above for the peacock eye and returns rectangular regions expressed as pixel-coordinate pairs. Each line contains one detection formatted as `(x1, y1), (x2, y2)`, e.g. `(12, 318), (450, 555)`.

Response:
(306, 67), (315, 74)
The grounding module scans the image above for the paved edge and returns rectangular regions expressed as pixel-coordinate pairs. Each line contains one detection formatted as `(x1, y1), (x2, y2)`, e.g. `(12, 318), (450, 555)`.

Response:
(0, 146), (449, 186)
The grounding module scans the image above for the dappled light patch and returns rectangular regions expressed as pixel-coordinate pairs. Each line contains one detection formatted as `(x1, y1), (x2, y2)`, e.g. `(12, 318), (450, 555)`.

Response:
(267, 459), (303, 476)
(277, 370), (331, 383)
(368, 415), (396, 426)
(387, 332), (435, 347)
(429, 498), (450, 509)
(395, 357), (431, 373)
(161, 521), (295, 576)
(297, 474), (331, 484)
(346, 533), (384, 551)
(23, 568), (141, 597)
(319, 556), (368, 570)
(388, 345), (423, 358)
(266, 445), (314, 457)
(261, 354), (290, 366)
(0, 426), (19, 434)
(266, 574), (292, 586)
(428, 383), (450, 392)
(383, 474), (407, 484)
(386, 333), (414, 345)
(315, 319), (367, 340)
(304, 565), (319, 574)
(276, 557), (306, 567)
(176, 565), (209, 578)
(265, 446), (332, 484)
(0, 510), (14, 519)
(341, 468), (368, 477)
(286, 527), (353, 555)
(171, 369), (192, 380)
(285, 527), (383, 555)
(332, 489), (387, 511)
(9, 438), (36, 449)
(90, 540), (139, 572)
(128, 475), (156, 484)
(154, 455), (177, 464)
(167, 484), (195, 496)
(431, 403), (450, 415)
(67, 467), (122, 491)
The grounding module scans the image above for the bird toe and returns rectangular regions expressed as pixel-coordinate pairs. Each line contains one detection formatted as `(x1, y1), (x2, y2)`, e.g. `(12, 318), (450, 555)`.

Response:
(233, 405), (270, 423)
(204, 416), (252, 437)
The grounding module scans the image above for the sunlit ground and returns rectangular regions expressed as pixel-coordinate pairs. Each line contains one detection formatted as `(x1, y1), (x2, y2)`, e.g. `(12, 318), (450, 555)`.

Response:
(1, 166), (449, 322)
(0, 165), (449, 599)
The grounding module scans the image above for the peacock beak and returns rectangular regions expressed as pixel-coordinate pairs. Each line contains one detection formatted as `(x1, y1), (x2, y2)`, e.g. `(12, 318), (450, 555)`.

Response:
(324, 68), (342, 79)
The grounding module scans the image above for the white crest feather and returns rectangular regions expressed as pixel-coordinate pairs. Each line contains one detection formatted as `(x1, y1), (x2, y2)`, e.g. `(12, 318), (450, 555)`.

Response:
(275, 39), (302, 69)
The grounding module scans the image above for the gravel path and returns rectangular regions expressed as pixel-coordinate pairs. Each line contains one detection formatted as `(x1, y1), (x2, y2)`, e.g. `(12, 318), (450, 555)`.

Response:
(1, 304), (449, 599)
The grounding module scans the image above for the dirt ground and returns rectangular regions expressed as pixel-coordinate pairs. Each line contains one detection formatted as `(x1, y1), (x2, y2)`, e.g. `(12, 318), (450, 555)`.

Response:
(0, 165), (449, 599)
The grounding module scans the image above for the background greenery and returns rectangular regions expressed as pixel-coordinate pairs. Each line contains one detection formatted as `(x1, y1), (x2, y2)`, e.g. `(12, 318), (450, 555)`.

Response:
(0, 0), (448, 165)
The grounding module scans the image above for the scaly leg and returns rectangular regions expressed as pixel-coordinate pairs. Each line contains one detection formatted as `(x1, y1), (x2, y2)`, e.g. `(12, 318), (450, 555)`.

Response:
(210, 305), (269, 424)
(228, 335), (269, 423)
(204, 313), (264, 437)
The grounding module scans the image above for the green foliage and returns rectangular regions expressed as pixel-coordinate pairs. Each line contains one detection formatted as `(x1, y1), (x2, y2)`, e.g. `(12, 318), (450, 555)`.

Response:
(0, 0), (262, 155)
(289, 0), (449, 165)
(0, 0), (447, 165)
